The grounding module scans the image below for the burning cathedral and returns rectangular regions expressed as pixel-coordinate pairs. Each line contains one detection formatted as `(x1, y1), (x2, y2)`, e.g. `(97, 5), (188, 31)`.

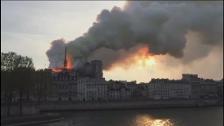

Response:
(51, 47), (103, 80)
(47, 47), (223, 103)
(49, 47), (104, 101)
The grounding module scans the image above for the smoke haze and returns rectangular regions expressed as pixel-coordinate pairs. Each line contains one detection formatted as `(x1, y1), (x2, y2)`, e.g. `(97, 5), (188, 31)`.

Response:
(46, 1), (223, 80)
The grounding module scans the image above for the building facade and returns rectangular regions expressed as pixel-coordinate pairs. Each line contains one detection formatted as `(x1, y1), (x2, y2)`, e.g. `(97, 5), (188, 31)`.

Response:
(77, 77), (107, 101)
(148, 79), (191, 100)
(49, 57), (222, 103)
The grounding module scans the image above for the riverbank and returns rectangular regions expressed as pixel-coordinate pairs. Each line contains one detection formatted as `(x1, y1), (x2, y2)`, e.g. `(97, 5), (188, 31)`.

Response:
(2, 99), (222, 114)
(43, 107), (223, 126)
(1, 113), (63, 126)
(1, 99), (222, 125)
(38, 99), (222, 112)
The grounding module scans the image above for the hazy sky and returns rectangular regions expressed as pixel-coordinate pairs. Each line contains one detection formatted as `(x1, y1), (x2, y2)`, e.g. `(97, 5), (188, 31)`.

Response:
(1, 1), (223, 82)
(1, 1), (126, 67)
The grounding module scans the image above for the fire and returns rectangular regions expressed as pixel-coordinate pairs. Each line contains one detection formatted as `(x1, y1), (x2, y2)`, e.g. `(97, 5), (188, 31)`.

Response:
(51, 53), (74, 73)
(51, 68), (63, 73)
(107, 46), (156, 70)
(135, 47), (156, 67)
(65, 54), (74, 70)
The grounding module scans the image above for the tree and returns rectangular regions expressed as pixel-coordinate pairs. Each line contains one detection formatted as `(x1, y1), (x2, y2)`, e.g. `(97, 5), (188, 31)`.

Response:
(1, 52), (35, 116)
(35, 69), (53, 104)
(14, 67), (35, 115)
(1, 70), (14, 116)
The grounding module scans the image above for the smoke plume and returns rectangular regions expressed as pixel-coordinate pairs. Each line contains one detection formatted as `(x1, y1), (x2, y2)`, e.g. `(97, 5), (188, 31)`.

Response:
(46, 1), (223, 69)
(46, 39), (66, 68)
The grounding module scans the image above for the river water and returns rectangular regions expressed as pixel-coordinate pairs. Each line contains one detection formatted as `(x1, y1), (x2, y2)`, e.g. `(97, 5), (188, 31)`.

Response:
(42, 107), (223, 126)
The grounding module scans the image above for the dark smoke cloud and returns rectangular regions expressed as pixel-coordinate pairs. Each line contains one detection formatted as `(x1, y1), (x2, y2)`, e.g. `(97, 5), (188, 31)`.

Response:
(46, 1), (223, 69)
(46, 39), (66, 68)
(88, 45), (148, 70)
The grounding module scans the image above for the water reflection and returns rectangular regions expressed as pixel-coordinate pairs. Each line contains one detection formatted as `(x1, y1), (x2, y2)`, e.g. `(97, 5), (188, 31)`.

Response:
(43, 115), (174, 126)
(43, 114), (174, 126)
(40, 107), (222, 126)
(135, 115), (174, 126)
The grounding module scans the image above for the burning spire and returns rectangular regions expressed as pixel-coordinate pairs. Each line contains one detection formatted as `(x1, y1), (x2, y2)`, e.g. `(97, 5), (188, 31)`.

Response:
(51, 46), (74, 73)
(64, 46), (74, 70)
(64, 46), (68, 68)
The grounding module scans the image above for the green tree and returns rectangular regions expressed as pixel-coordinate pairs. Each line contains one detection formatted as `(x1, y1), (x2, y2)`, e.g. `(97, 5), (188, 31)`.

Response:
(1, 52), (34, 116)
(34, 69), (54, 104)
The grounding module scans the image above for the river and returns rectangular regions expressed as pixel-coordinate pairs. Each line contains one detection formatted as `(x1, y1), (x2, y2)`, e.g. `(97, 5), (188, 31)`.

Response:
(41, 107), (223, 126)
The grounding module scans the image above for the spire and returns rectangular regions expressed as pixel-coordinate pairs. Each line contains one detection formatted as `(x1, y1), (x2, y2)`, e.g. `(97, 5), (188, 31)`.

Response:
(64, 46), (67, 68)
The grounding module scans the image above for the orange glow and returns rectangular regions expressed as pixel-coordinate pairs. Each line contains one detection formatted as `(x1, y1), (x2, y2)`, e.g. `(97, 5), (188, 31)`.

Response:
(108, 46), (156, 70)
(51, 53), (74, 73)
(51, 68), (63, 73)
(65, 54), (74, 70)
(136, 115), (174, 126)
(135, 47), (156, 67)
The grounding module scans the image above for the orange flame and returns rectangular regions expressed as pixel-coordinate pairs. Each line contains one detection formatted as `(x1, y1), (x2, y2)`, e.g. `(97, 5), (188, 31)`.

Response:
(134, 47), (156, 67)
(51, 68), (63, 73)
(65, 54), (74, 70)
(107, 46), (156, 70)
(51, 53), (74, 73)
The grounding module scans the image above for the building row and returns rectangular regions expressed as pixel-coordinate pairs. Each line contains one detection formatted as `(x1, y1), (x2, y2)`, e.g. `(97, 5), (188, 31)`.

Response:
(49, 71), (223, 102)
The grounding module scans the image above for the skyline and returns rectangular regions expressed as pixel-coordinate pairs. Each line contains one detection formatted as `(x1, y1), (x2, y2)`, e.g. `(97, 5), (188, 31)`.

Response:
(1, 1), (223, 82)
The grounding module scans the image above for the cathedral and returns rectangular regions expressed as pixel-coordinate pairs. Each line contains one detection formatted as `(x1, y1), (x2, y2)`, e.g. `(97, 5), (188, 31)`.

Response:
(49, 47), (103, 101)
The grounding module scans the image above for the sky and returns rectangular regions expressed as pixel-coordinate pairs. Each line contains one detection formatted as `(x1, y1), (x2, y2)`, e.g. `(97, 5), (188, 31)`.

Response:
(1, 1), (126, 68)
(1, 1), (223, 83)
